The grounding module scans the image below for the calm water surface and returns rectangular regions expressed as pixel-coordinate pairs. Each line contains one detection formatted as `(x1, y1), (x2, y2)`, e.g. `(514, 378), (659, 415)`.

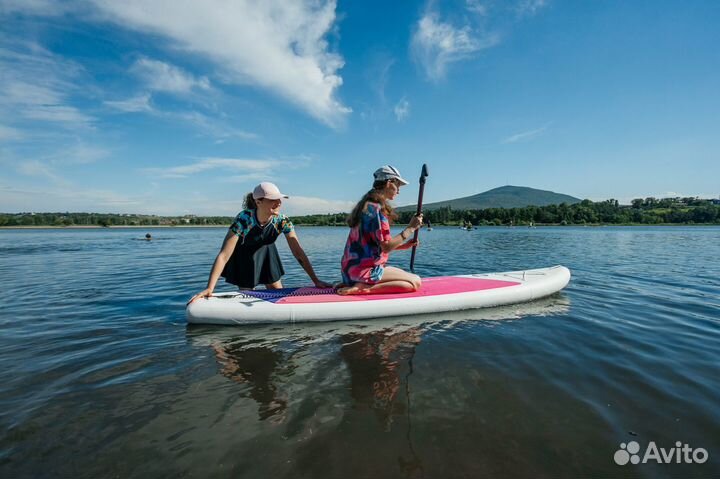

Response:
(0, 226), (718, 478)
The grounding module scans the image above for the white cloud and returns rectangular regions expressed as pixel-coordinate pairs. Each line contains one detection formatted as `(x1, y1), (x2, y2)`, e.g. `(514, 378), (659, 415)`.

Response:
(142, 157), (282, 179)
(86, 0), (350, 127)
(501, 124), (550, 144)
(394, 98), (410, 122)
(516, 0), (548, 16)
(131, 58), (210, 94)
(411, 12), (499, 81)
(282, 195), (355, 215)
(104, 94), (153, 113)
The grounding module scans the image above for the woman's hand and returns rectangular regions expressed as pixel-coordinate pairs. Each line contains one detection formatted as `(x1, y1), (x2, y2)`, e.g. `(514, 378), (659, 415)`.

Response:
(409, 213), (424, 230)
(313, 279), (333, 289)
(188, 288), (213, 305)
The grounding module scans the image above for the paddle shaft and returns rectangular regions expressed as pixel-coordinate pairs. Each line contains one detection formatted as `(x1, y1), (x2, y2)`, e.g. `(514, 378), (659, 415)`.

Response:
(409, 164), (428, 273)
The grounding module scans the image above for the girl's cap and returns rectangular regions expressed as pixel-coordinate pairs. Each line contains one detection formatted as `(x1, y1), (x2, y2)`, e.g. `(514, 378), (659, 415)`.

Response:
(373, 165), (409, 185)
(252, 182), (289, 200)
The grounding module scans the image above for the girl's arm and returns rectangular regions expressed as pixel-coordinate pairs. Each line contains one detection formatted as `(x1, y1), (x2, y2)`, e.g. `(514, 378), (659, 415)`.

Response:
(380, 214), (423, 253)
(188, 231), (239, 303)
(285, 231), (331, 288)
(395, 239), (419, 251)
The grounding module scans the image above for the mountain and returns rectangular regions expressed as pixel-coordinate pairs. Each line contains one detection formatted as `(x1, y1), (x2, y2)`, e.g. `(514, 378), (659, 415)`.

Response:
(398, 185), (582, 211)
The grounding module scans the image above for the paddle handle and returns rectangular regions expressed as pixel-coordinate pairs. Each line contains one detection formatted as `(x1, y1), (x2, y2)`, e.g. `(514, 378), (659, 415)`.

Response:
(409, 164), (429, 273)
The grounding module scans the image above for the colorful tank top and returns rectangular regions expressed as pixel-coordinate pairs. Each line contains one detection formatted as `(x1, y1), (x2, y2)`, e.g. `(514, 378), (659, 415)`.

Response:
(229, 209), (294, 241)
(340, 202), (392, 284)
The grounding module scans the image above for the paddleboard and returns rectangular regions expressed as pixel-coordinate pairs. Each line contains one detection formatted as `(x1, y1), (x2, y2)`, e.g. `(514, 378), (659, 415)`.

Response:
(186, 265), (570, 325)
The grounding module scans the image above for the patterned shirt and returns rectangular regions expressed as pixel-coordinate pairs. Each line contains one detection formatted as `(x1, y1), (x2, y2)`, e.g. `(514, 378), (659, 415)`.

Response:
(229, 209), (294, 239)
(340, 202), (392, 284)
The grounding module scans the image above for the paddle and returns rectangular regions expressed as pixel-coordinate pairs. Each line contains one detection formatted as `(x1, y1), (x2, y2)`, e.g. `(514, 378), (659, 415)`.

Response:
(409, 164), (429, 273)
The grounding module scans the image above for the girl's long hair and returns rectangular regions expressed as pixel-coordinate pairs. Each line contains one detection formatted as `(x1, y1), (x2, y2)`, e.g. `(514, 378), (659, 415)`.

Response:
(243, 193), (257, 209)
(347, 180), (398, 227)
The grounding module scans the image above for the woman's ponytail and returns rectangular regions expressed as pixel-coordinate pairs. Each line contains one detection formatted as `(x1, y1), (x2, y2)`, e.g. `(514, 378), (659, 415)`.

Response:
(243, 193), (257, 209)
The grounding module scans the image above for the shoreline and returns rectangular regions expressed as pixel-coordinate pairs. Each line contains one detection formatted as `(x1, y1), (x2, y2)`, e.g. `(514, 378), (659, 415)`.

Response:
(1, 223), (718, 230)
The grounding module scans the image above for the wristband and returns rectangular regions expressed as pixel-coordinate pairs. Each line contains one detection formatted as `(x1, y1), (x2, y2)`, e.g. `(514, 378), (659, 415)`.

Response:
(400, 229), (408, 240)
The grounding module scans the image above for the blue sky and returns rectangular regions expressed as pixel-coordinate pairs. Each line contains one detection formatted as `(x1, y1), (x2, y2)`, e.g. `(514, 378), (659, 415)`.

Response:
(1, 0), (718, 215)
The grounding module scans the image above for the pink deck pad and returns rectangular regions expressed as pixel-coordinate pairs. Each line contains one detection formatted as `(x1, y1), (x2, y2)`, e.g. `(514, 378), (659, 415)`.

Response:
(277, 276), (520, 304)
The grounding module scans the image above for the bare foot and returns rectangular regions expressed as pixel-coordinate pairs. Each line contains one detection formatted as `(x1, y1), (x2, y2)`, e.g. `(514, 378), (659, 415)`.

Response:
(337, 285), (371, 295)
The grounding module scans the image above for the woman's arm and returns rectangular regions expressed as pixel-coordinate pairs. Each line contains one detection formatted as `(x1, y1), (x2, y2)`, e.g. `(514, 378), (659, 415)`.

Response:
(285, 231), (331, 288)
(188, 231), (239, 303)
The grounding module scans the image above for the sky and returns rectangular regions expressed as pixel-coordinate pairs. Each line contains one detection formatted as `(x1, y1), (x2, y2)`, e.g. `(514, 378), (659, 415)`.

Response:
(1, 0), (719, 216)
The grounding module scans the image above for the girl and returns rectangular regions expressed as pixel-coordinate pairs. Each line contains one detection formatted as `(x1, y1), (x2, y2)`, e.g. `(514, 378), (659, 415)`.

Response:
(189, 182), (330, 303)
(339, 166), (423, 295)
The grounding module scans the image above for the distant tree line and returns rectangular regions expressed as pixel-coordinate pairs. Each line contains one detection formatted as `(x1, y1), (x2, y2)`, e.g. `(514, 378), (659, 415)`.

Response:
(294, 197), (720, 226)
(387, 197), (720, 226)
(2, 197), (718, 227)
(0, 213), (234, 227)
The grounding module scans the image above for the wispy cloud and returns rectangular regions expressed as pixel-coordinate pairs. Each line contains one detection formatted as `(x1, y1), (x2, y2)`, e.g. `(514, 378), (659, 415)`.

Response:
(131, 57), (210, 94)
(142, 157), (283, 179)
(0, 124), (24, 140)
(15, 159), (69, 185)
(104, 94), (153, 113)
(0, 0), (70, 16)
(501, 124), (550, 144)
(0, 182), (148, 212)
(0, 39), (95, 129)
(394, 97), (410, 122)
(465, 0), (489, 16)
(282, 195), (356, 215)
(411, 12), (499, 81)
(516, 0), (549, 16)
(170, 111), (258, 141)
(51, 143), (110, 165)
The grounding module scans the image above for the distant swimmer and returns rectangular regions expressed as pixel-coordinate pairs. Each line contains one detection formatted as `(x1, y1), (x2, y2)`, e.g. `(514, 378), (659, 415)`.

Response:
(145, 233), (152, 241)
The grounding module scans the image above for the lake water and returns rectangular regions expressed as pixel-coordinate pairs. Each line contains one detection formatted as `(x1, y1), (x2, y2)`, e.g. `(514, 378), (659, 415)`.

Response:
(0, 225), (718, 478)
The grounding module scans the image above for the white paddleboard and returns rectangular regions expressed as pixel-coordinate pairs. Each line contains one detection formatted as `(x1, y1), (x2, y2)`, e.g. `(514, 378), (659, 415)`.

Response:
(186, 265), (571, 325)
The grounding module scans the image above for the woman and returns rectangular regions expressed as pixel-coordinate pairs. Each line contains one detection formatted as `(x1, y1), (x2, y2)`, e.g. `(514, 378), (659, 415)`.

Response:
(338, 166), (423, 295)
(189, 182), (330, 303)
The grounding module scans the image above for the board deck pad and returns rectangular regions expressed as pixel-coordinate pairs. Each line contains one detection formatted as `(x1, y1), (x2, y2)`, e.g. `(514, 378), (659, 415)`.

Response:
(240, 276), (521, 304)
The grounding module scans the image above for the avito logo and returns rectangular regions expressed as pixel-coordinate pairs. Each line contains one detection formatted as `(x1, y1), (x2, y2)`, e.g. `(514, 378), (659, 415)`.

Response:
(614, 441), (709, 465)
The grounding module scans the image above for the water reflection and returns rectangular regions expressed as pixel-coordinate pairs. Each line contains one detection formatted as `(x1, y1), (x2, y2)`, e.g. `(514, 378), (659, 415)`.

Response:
(340, 327), (426, 477)
(339, 328), (421, 430)
(212, 340), (293, 422)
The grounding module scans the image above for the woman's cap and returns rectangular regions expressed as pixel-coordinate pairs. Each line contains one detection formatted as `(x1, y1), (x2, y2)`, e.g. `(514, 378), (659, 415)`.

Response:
(252, 182), (289, 200)
(373, 165), (409, 185)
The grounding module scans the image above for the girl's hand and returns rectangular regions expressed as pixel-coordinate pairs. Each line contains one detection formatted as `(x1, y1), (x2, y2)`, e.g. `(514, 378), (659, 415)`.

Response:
(313, 279), (333, 289)
(188, 288), (213, 305)
(409, 213), (424, 230)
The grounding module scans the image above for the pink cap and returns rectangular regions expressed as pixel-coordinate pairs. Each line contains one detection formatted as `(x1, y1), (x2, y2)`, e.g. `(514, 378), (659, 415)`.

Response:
(252, 182), (289, 200)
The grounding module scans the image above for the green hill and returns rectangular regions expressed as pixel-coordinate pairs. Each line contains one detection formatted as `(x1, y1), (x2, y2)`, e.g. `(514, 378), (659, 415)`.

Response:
(398, 185), (582, 211)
